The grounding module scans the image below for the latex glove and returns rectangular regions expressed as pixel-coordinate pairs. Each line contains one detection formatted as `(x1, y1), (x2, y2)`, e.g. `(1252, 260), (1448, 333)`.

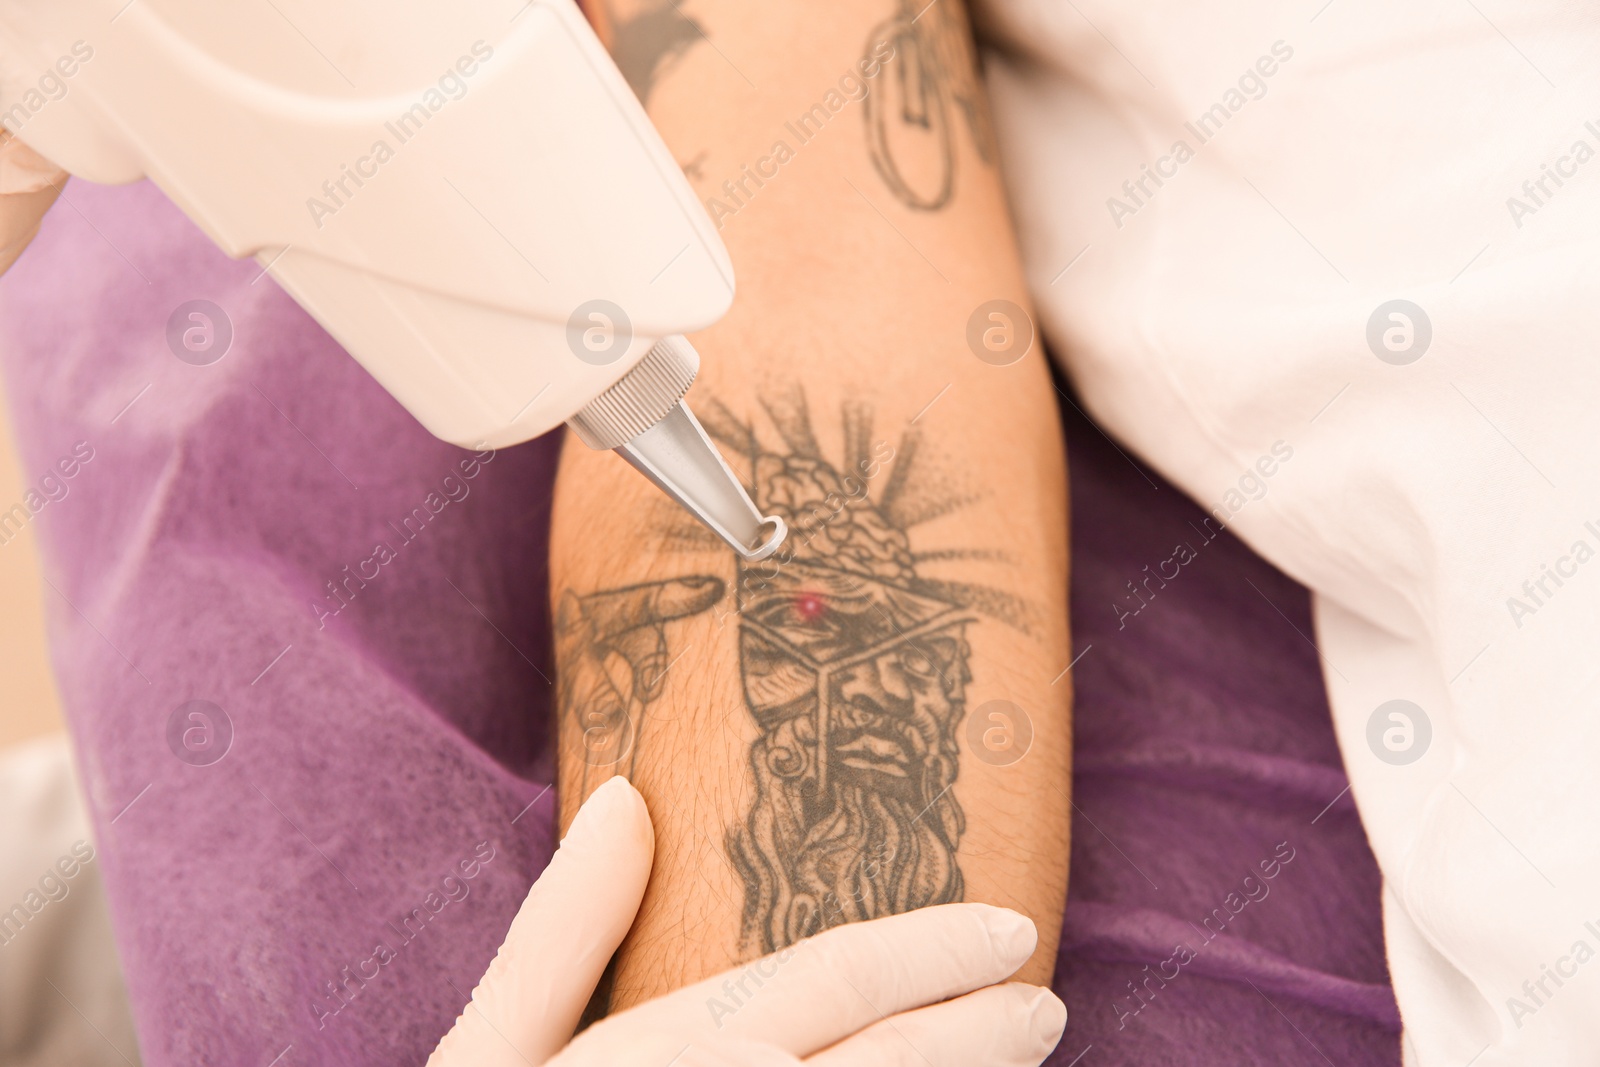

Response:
(428, 776), (1066, 1067)
(0, 130), (65, 275)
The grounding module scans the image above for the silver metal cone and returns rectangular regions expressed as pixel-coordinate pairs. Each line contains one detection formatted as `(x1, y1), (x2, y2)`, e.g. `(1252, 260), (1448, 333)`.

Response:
(568, 336), (787, 561)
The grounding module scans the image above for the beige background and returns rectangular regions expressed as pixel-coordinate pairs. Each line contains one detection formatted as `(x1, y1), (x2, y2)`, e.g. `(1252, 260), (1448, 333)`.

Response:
(0, 379), (65, 746)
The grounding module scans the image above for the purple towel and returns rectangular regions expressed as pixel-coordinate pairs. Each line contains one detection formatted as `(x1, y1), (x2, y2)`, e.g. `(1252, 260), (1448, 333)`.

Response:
(0, 179), (1398, 1066)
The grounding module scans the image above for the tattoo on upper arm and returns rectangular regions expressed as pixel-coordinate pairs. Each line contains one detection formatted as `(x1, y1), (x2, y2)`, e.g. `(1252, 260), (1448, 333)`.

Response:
(862, 0), (996, 210)
(556, 389), (1029, 955)
(599, 0), (994, 213)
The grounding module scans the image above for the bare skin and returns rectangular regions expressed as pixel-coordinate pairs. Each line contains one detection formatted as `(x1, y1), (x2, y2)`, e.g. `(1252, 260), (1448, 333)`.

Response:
(554, 0), (1073, 1014)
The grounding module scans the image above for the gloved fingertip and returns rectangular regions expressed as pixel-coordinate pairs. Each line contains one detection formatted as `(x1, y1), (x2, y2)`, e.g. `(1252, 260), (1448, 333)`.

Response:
(1026, 986), (1067, 1049)
(968, 903), (1038, 969)
(561, 775), (654, 862)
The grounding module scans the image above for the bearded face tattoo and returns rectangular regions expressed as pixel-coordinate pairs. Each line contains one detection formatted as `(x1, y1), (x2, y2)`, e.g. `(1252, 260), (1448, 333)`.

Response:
(702, 393), (1024, 955)
(557, 389), (1027, 957)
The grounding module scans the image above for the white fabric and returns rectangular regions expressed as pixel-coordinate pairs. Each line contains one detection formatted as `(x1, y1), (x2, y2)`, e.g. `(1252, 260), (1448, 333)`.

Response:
(0, 733), (140, 1066)
(976, 1), (1600, 1061)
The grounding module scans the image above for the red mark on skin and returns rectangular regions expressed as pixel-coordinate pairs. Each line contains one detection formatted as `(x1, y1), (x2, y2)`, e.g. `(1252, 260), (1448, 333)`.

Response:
(793, 592), (827, 622)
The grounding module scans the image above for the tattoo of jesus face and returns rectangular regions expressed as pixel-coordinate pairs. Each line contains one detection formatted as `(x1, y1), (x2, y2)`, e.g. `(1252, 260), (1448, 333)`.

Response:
(699, 391), (1023, 955)
(556, 388), (1028, 958)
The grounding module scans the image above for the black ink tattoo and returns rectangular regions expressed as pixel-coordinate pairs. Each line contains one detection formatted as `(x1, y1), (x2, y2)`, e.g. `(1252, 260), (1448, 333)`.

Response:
(556, 391), (1026, 957)
(862, 0), (997, 210)
(604, 0), (706, 104)
(701, 392), (1015, 954)
(556, 577), (723, 794)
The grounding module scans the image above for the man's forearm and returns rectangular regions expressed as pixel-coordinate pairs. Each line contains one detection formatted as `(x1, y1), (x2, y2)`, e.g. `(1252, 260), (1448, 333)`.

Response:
(553, 0), (1071, 1010)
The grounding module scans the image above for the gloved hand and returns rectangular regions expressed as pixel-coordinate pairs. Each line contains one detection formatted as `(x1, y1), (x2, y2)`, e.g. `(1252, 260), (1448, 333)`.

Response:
(428, 776), (1067, 1067)
(0, 130), (64, 275)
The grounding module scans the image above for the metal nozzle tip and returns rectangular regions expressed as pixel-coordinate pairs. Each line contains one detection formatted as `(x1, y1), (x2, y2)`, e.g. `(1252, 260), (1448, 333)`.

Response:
(744, 517), (788, 562)
(567, 336), (786, 562)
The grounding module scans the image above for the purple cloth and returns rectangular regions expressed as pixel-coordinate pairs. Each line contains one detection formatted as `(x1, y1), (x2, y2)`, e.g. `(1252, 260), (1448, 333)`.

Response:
(0, 179), (1398, 1066)
(1050, 407), (1400, 1063)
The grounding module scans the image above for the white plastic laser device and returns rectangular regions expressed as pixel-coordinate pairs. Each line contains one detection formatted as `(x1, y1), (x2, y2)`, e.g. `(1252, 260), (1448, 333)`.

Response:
(0, 0), (786, 560)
